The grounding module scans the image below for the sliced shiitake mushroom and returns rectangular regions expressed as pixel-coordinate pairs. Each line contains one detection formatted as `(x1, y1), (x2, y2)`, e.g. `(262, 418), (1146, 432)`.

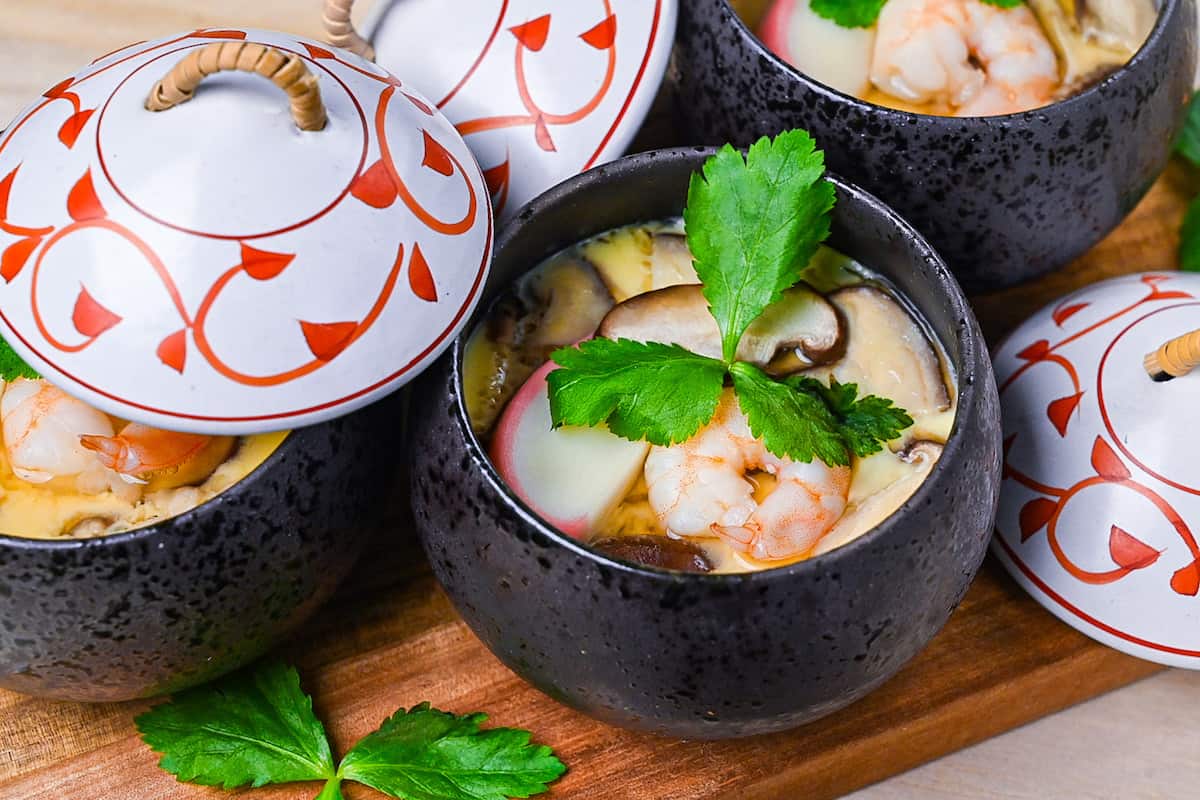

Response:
(805, 286), (950, 418)
(524, 256), (616, 350)
(592, 535), (713, 573)
(582, 228), (698, 302)
(464, 256), (614, 433)
(1028, 0), (1155, 94)
(598, 283), (843, 373)
(811, 440), (943, 557)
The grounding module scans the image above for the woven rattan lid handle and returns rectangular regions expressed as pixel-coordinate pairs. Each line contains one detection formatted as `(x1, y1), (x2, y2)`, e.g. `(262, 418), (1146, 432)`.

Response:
(323, 0), (375, 61)
(1145, 328), (1200, 382)
(145, 42), (328, 131)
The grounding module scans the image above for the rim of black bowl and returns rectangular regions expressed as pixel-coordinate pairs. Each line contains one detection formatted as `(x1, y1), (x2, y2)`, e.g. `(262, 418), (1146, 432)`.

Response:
(720, 0), (1176, 123)
(451, 146), (981, 584)
(0, 425), (299, 551)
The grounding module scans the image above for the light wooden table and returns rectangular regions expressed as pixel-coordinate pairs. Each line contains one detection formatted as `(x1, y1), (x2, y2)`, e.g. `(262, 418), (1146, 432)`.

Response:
(1, 2), (1198, 798)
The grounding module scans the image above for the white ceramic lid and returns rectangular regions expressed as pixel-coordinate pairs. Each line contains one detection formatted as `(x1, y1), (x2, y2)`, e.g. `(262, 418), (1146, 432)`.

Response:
(0, 28), (492, 434)
(324, 0), (677, 220)
(992, 272), (1200, 668)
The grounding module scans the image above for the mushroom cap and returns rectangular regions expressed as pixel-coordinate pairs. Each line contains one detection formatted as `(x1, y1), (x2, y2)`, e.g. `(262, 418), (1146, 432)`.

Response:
(808, 285), (951, 418)
(598, 283), (843, 372)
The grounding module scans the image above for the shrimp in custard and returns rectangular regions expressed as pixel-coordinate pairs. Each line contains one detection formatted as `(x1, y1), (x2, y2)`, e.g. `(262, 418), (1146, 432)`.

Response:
(1, 378), (233, 495)
(871, 0), (1061, 116)
(0, 378), (134, 497)
(644, 390), (851, 561)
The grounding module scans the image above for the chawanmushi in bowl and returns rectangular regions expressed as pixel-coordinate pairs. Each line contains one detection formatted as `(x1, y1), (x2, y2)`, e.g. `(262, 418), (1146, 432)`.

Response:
(410, 134), (1003, 738)
(673, 0), (1196, 290)
(0, 27), (491, 701)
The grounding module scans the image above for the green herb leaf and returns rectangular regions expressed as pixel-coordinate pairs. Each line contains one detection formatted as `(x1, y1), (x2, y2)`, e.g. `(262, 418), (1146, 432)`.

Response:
(547, 338), (726, 446)
(810, 0), (887, 28)
(1178, 92), (1200, 168)
(1181, 195), (1200, 271)
(789, 376), (913, 457)
(813, 0), (1021, 29)
(339, 703), (566, 800)
(0, 336), (39, 381)
(315, 777), (346, 800)
(729, 361), (849, 467)
(135, 661), (336, 790)
(684, 131), (835, 363)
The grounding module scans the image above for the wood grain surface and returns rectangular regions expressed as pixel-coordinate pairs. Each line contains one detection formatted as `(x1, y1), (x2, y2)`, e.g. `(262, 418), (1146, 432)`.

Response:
(0, 2), (1196, 798)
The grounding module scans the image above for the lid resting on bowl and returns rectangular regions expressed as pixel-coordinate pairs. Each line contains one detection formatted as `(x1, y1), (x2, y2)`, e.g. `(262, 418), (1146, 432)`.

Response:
(323, 0), (678, 220)
(992, 272), (1200, 668)
(0, 28), (492, 435)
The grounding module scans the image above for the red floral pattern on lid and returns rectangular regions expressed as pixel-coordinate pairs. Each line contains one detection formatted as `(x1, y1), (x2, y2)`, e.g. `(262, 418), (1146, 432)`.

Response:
(994, 273), (1200, 667)
(0, 28), (492, 433)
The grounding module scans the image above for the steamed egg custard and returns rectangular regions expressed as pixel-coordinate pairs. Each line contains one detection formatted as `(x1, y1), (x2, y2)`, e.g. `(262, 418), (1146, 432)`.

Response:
(0, 378), (285, 539)
(464, 220), (957, 574)
(746, 0), (1157, 117)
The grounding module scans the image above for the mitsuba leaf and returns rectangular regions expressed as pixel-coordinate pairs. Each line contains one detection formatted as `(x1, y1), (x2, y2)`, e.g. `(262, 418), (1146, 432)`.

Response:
(1181, 194), (1200, 271)
(684, 131), (835, 363)
(0, 335), (39, 381)
(789, 376), (913, 457)
(135, 661), (335, 790)
(1179, 91), (1200, 168)
(547, 338), (726, 446)
(811, 0), (887, 28)
(730, 361), (849, 466)
(339, 703), (567, 800)
(814, 0), (1021, 30)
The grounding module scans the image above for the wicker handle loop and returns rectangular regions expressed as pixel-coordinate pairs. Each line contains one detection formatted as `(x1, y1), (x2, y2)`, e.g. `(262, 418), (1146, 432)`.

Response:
(145, 42), (328, 132)
(322, 0), (375, 61)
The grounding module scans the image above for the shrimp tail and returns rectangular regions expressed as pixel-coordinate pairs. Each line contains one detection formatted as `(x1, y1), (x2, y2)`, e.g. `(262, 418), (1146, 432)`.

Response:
(712, 521), (759, 551)
(79, 434), (141, 475)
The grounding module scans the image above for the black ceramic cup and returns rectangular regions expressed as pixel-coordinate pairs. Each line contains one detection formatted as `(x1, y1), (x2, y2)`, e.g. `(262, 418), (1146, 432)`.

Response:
(672, 0), (1197, 292)
(0, 395), (402, 702)
(409, 148), (1003, 739)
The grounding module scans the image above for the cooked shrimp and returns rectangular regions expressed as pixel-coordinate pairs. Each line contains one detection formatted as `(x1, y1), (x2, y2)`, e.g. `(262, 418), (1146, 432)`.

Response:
(644, 391), (851, 561)
(871, 0), (1061, 116)
(80, 423), (235, 491)
(0, 378), (134, 497)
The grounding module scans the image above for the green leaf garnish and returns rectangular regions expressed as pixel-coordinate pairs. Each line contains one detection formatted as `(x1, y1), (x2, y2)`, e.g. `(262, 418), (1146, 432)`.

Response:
(788, 376), (914, 458)
(340, 703), (567, 800)
(0, 335), (39, 381)
(137, 661), (565, 800)
(810, 0), (887, 28)
(135, 661), (336, 790)
(730, 362), (849, 466)
(684, 130), (835, 363)
(1178, 92), (1200, 168)
(812, 0), (1020, 29)
(1180, 195), (1200, 272)
(544, 130), (913, 467)
(547, 339), (726, 446)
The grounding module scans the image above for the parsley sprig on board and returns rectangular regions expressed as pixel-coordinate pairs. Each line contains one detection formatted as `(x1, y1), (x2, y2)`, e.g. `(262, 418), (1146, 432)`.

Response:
(1175, 92), (1200, 272)
(136, 661), (565, 800)
(813, 0), (1022, 29)
(546, 131), (912, 467)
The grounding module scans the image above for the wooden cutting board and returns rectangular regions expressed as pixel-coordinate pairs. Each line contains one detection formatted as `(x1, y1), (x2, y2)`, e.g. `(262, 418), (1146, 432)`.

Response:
(0, 161), (1189, 798)
(0, 0), (1194, 795)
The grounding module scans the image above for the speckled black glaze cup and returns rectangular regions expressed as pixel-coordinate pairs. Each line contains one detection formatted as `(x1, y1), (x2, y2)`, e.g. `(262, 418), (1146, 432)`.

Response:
(672, 0), (1197, 292)
(409, 148), (1003, 739)
(0, 395), (401, 702)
